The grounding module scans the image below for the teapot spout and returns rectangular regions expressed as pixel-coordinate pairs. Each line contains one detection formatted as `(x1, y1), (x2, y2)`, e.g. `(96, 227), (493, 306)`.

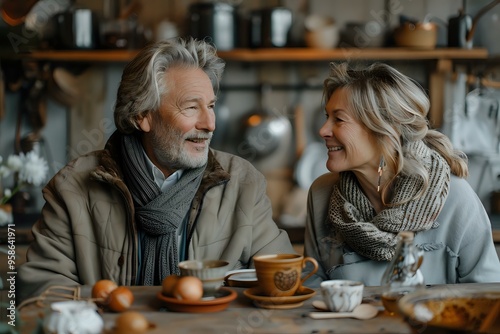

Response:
(466, 0), (500, 45)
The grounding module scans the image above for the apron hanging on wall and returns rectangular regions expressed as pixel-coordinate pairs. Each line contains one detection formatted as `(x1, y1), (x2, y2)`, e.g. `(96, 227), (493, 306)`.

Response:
(442, 71), (500, 155)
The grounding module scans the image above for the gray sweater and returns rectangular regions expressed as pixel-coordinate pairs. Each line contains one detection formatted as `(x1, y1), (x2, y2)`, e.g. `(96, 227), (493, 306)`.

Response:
(303, 173), (500, 287)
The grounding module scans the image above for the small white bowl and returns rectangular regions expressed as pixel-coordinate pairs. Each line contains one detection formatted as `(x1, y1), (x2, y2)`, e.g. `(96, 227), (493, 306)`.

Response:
(320, 279), (364, 312)
(178, 259), (230, 295)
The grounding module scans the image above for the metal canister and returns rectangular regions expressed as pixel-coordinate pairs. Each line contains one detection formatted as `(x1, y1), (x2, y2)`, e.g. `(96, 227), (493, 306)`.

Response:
(188, 2), (238, 51)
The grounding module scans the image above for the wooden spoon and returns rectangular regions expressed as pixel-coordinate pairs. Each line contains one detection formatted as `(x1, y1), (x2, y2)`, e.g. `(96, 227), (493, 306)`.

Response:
(309, 303), (379, 320)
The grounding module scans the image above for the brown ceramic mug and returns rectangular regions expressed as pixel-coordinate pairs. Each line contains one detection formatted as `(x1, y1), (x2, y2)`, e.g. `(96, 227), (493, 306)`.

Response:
(253, 254), (318, 297)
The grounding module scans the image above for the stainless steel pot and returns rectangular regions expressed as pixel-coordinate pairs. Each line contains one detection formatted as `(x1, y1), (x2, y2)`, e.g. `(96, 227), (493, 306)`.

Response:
(45, 6), (100, 49)
(188, 2), (238, 51)
(249, 7), (293, 48)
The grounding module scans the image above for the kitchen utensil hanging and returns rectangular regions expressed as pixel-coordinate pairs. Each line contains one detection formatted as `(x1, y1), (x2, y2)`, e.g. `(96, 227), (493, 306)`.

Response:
(442, 71), (500, 155)
(461, 80), (500, 154)
(238, 83), (292, 161)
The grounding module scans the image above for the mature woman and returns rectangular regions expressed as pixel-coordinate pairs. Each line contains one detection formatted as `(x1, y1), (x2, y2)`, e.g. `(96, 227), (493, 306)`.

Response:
(304, 62), (500, 287)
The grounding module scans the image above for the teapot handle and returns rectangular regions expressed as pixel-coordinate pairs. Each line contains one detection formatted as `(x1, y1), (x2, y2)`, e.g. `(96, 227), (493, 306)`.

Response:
(466, 0), (500, 45)
(410, 248), (424, 273)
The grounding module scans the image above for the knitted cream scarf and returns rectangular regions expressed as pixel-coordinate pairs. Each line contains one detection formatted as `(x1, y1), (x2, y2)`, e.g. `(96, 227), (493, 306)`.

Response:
(327, 140), (450, 261)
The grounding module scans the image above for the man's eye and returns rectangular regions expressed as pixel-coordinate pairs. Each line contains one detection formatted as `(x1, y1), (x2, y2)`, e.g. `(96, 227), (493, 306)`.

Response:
(181, 106), (198, 116)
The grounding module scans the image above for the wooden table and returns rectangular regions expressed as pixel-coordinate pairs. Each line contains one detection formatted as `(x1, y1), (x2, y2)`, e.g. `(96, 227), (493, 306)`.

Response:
(17, 283), (500, 334)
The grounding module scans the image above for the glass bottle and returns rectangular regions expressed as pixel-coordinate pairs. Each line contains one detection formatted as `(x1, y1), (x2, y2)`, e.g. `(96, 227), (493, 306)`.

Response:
(380, 231), (424, 315)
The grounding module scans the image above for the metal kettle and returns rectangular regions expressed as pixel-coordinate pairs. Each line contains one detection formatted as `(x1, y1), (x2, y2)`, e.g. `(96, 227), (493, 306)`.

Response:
(448, 0), (500, 48)
(447, 9), (472, 48)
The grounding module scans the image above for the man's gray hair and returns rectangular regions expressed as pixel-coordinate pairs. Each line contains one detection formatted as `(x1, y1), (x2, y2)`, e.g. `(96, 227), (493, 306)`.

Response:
(114, 37), (226, 134)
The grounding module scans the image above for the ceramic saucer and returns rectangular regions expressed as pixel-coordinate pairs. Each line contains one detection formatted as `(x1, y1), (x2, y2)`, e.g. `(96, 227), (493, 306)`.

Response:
(243, 286), (316, 309)
(157, 287), (237, 313)
(224, 269), (258, 288)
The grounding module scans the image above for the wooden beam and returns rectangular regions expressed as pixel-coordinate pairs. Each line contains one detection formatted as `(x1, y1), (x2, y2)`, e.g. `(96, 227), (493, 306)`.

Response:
(429, 59), (453, 129)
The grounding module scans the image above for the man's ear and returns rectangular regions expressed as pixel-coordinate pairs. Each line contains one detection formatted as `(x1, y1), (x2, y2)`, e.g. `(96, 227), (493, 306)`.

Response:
(137, 114), (152, 133)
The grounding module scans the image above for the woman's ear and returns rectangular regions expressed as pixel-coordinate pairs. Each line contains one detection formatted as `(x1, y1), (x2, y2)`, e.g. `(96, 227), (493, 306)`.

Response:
(137, 114), (151, 132)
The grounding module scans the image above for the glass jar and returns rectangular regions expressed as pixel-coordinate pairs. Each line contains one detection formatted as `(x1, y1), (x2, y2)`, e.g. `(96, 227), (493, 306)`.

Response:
(380, 231), (424, 315)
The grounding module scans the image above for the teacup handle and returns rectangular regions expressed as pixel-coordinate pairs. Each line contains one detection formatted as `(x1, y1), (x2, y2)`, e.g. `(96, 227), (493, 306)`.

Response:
(300, 256), (319, 286)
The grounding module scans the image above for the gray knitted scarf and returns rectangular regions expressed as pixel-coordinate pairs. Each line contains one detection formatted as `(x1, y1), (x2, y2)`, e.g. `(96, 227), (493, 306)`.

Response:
(121, 134), (206, 285)
(328, 140), (450, 261)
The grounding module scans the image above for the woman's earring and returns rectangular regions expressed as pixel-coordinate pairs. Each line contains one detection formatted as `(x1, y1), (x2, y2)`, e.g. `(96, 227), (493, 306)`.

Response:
(377, 156), (385, 192)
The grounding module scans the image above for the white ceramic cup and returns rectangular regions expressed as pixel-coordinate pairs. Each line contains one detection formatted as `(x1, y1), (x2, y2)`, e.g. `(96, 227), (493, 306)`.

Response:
(178, 259), (230, 296)
(320, 280), (364, 312)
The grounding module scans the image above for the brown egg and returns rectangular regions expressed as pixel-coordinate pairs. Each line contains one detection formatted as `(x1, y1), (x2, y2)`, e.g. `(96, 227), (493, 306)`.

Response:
(91, 279), (118, 302)
(115, 311), (149, 334)
(107, 286), (134, 312)
(161, 274), (180, 297)
(172, 276), (203, 301)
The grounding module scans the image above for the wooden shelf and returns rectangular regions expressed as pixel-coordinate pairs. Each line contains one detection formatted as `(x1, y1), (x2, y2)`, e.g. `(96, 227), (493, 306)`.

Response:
(217, 47), (489, 62)
(9, 47), (489, 130)
(21, 49), (140, 62)
(17, 47), (489, 63)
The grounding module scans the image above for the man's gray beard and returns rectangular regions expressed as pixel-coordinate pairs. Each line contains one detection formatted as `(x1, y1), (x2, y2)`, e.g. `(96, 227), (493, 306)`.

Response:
(151, 123), (210, 170)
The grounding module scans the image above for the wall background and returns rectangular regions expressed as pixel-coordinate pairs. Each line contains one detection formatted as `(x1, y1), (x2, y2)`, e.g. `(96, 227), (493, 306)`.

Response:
(1, 0), (499, 218)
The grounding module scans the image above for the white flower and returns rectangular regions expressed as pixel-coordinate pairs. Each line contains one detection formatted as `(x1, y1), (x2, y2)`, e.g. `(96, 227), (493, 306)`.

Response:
(0, 165), (10, 178)
(7, 154), (23, 172)
(18, 151), (49, 187)
(0, 208), (13, 226)
(1, 151), (49, 205)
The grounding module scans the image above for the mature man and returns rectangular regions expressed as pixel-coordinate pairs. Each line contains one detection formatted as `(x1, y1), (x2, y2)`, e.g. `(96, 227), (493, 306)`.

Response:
(18, 37), (294, 302)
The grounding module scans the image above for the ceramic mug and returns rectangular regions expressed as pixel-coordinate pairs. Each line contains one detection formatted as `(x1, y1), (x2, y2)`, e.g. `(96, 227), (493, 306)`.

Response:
(253, 254), (318, 297)
(320, 279), (364, 312)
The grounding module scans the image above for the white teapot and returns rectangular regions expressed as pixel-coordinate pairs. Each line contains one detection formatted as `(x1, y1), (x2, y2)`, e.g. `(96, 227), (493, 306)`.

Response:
(43, 300), (103, 334)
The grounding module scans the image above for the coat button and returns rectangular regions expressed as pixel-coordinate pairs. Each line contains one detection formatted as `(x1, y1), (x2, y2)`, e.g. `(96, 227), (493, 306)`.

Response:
(118, 255), (124, 266)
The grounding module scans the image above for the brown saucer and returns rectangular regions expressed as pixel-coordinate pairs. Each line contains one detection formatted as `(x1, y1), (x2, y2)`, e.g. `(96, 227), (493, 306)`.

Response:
(243, 286), (316, 309)
(157, 287), (237, 313)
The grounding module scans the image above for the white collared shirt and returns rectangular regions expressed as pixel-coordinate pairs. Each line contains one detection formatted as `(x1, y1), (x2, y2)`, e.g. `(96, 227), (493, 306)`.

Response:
(143, 151), (184, 192)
